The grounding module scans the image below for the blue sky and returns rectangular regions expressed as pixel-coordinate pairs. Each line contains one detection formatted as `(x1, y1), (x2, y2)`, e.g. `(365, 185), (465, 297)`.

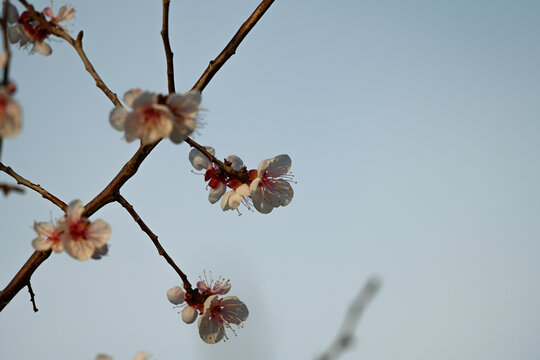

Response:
(1, 0), (540, 359)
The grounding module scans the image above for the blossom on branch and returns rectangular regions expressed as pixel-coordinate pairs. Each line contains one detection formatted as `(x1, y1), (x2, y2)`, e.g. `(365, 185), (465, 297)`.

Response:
(58, 200), (112, 261)
(0, 87), (22, 137)
(250, 154), (294, 214)
(167, 273), (248, 343)
(5, 2), (75, 56)
(198, 295), (249, 344)
(110, 89), (201, 145)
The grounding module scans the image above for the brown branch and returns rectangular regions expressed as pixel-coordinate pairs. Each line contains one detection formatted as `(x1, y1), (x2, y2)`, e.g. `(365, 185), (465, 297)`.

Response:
(0, 250), (51, 312)
(0, 182), (25, 195)
(27, 281), (38, 312)
(317, 277), (382, 360)
(0, 162), (66, 210)
(161, 0), (175, 94)
(192, 0), (275, 91)
(116, 194), (194, 293)
(1, 0), (276, 313)
(18, 0), (121, 106)
(1, 0), (11, 86)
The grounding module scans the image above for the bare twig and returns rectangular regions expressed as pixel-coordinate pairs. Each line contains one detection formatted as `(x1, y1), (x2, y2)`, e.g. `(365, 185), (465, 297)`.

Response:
(316, 277), (382, 360)
(1, 0), (276, 313)
(0, 162), (66, 210)
(17, 0), (121, 106)
(161, 0), (175, 94)
(116, 194), (194, 292)
(0, 250), (51, 312)
(1, 0), (11, 86)
(26, 281), (38, 312)
(192, 0), (275, 91)
(0, 182), (25, 195)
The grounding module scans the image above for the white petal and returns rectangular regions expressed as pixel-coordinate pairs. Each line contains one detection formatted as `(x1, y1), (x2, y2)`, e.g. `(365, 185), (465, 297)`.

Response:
(131, 91), (156, 110)
(189, 147), (214, 170)
(167, 90), (201, 117)
(33, 41), (52, 56)
(57, 6), (76, 22)
(86, 219), (111, 248)
(7, 26), (21, 43)
(0, 94), (22, 137)
(198, 313), (224, 344)
(221, 296), (249, 324)
(209, 182), (226, 204)
(32, 236), (52, 251)
(33, 221), (53, 237)
(123, 88), (142, 108)
(66, 199), (84, 220)
(109, 106), (127, 131)
(250, 182), (273, 214)
(221, 190), (243, 211)
(258, 154), (291, 177)
(62, 238), (95, 261)
(132, 352), (148, 360)
(236, 183), (250, 197)
(5, 3), (19, 23)
(166, 286), (185, 305)
(182, 306), (198, 324)
(226, 155), (243, 171)
(124, 112), (144, 142)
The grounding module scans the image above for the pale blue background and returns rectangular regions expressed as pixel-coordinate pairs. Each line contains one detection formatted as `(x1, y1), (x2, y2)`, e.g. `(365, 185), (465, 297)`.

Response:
(1, 0), (539, 359)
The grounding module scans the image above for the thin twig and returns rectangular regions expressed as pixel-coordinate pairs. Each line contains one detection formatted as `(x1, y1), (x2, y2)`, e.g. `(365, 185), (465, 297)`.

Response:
(0, 182), (24, 195)
(316, 277), (382, 360)
(0, 250), (51, 312)
(116, 194), (194, 293)
(161, 0), (175, 94)
(1, 0), (11, 86)
(27, 281), (38, 312)
(17, 0), (121, 106)
(0, 162), (66, 210)
(192, 0), (275, 91)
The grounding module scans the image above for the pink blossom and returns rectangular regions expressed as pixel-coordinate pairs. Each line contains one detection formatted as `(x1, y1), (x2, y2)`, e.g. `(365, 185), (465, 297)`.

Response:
(196, 273), (231, 297)
(32, 220), (63, 252)
(58, 200), (111, 261)
(198, 295), (249, 344)
(6, 4), (52, 56)
(166, 90), (201, 143)
(43, 5), (76, 32)
(250, 154), (294, 214)
(109, 89), (175, 145)
(0, 87), (22, 137)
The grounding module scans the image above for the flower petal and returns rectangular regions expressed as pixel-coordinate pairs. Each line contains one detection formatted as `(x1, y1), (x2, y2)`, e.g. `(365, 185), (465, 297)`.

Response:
(166, 286), (185, 305)
(182, 305), (198, 324)
(63, 238), (95, 261)
(209, 182), (226, 204)
(33, 41), (52, 56)
(109, 106), (128, 131)
(86, 219), (111, 248)
(123, 88), (142, 108)
(226, 155), (243, 171)
(189, 147), (213, 170)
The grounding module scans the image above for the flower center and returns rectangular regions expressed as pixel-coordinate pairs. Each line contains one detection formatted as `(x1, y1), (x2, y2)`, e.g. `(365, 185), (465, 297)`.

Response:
(142, 106), (162, 124)
(68, 219), (89, 241)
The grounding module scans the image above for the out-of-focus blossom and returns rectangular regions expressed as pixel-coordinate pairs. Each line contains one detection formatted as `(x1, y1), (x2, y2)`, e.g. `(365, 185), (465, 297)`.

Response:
(95, 355), (113, 360)
(5, 2), (76, 56)
(132, 351), (150, 360)
(250, 154), (294, 214)
(0, 87), (22, 137)
(91, 244), (109, 260)
(109, 89), (175, 145)
(58, 200), (111, 261)
(32, 220), (63, 252)
(198, 295), (249, 344)
(166, 90), (201, 143)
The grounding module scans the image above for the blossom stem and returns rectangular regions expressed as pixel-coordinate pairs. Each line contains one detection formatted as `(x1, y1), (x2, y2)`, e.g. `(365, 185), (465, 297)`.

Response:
(116, 194), (194, 293)
(161, 0), (175, 94)
(0, 162), (67, 210)
(26, 280), (38, 312)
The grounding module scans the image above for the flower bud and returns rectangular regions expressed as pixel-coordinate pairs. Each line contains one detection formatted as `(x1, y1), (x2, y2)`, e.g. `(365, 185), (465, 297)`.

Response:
(182, 306), (198, 324)
(166, 286), (185, 305)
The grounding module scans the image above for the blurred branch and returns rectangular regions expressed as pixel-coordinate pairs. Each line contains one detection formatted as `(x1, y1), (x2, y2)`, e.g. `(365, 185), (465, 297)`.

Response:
(316, 277), (382, 360)
(0, 182), (25, 195)
(0, 162), (66, 210)
(1, 0), (11, 85)
(18, 0), (121, 106)
(192, 0), (275, 91)
(116, 194), (194, 293)
(161, 0), (175, 94)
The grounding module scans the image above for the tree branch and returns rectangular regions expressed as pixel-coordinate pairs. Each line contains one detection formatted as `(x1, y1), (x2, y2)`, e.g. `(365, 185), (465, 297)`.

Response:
(116, 194), (194, 293)
(161, 0), (175, 94)
(0, 182), (25, 195)
(1, 0), (12, 86)
(316, 277), (382, 360)
(192, 0), (275, 91)
(0, 162), (66, 210)
(27, 281), (38, 312)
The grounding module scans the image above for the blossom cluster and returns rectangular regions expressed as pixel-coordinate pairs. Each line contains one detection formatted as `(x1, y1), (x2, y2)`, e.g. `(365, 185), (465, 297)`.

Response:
(0, 83), (22, 138)
(95, 351), (150, 360)
(190, 147), (294, 214)
(167, 274), (248, 344)
(6, 2), (75, 56)
(110, 88), (201, 145)
(32, 200), (111, 261)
